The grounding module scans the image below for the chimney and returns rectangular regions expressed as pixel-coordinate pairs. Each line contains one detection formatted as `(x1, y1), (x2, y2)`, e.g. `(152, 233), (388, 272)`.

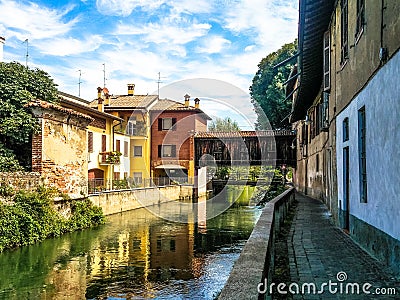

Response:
(0, 37), (5, 62)
(194, 97), (200, 109)
(97, 98), (104, 112)
(97, 86), (102, 99)
(184, 94), (190, 107)
(103, 87), (110, 106)
(127, 83), (135, 96)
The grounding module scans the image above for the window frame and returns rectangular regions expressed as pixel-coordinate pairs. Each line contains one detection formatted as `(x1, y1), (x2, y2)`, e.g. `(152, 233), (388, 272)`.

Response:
(358, 106), (367, 203)
(323, 31), (331, 91)
(355, 0), (365, 41)
(340, 0), (349, 65)
(343, 117), (349, 142)
(133, 145), (143, 157)
(158, 117), (177, 131)
(158, 144), (177, 158)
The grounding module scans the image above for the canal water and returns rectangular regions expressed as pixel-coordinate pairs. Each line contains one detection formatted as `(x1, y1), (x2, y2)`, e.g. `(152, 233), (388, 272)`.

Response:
(0, 186), (262, 299)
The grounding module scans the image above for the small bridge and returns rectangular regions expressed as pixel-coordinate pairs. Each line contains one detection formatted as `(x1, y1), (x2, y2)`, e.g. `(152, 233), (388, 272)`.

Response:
(194, 130), (296, 168)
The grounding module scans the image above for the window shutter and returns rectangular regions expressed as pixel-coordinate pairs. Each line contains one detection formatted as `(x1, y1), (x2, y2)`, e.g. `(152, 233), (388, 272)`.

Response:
(158, 119), (162, 131)
(102, 135), (106, 152)
(124, 141), (128, 157)
(171, 145), (176, 157)
(323, 31), (330, 91)
(172, 118), (177, 131)
(158, 145), (162, 157)
(88, 132), (93, 153)
(116, 140), (121, 152)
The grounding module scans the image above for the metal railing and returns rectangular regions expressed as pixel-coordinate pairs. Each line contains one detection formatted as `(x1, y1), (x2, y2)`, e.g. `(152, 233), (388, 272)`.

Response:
(88, 177), (194, 194)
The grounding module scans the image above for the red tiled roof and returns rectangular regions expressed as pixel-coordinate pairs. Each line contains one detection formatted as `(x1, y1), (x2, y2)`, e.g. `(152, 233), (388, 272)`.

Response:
(150, 99), (212, 120)
(26, 100), (94, 121)
(89, 94), (158, 108)
(194, 130), (295, 138)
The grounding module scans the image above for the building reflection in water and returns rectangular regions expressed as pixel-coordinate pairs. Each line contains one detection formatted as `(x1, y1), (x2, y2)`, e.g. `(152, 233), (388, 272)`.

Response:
(0, 186), (259, 299)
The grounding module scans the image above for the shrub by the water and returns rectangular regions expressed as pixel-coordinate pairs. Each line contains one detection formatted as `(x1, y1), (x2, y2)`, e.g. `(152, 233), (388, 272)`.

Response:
(0, 186), (104, 252)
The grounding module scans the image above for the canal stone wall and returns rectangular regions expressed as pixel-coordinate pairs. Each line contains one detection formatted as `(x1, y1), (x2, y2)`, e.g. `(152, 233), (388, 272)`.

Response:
(88, 185), (194, 215)
(0, 172), (41, 194)
(219, 187), (295, 300)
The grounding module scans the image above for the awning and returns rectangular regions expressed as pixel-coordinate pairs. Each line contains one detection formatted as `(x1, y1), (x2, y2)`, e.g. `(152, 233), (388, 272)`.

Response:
(155, 164), (186, 170)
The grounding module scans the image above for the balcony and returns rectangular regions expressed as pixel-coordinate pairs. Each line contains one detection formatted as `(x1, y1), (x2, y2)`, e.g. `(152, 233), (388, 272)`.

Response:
(99, 151), (121, 165)
(115, 121), (147, 137)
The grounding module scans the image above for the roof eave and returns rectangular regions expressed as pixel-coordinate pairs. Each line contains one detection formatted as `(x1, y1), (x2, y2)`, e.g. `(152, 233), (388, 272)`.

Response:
(290, 0), (335, 123)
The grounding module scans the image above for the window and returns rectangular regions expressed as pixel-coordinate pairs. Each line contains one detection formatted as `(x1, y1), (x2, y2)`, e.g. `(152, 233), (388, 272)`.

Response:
(158, 145), (176, 158)
(127, 121), (135, 136)
(124, 141), (128, 157)
(340, 0), (349, 64)
(316, 154), (319, 172)
(133, 172), (142, 185)
(88, 131), (93, 153)
(323, 31), (331, 90)
(356, 0), (365, 39)
(320, 92), (329, 131)
(158, 118), (177, 131)
(358, 106), (367, 203)
(133, 146), (142, 157)
(113, 172), (120, 180)
(116, 139), (121, 152)
(343, 118), (349, 142)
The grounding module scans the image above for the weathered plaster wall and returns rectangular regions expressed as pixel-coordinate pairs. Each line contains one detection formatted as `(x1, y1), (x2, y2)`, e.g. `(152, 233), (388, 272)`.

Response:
(336, 50), (400, 240)
(40, 118), (88, 198)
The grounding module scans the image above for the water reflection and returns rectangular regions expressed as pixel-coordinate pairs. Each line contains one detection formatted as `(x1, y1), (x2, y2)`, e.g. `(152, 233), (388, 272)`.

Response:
(0, 186), (260, 299)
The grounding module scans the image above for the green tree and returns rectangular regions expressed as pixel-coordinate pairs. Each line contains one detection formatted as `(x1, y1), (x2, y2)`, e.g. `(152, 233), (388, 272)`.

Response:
(0, 62), (58, 170)
(208, 117), (241, 131)
(250, 40), (297, 129)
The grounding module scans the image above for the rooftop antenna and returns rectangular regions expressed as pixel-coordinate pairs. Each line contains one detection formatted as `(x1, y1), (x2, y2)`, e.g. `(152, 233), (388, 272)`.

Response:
(78, 70), (82, 97)
(23, 39), (29, 68)
(157, 72), (166, 98)
(102, 63), (106, 87)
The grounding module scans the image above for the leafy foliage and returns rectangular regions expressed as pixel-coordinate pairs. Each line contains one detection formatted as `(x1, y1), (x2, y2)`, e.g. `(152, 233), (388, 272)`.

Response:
(250, 41), (298, 129)
(0, 62), (58, 169)
(0, 186), (104, 252)
(208, 117), (240, 131)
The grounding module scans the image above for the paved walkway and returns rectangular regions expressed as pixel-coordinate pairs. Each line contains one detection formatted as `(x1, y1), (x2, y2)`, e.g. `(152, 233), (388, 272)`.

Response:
(287, 193), (399, 299)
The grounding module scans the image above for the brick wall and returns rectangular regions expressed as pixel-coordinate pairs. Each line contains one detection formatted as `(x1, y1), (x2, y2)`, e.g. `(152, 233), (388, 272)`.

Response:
(0, 172), (41, 192)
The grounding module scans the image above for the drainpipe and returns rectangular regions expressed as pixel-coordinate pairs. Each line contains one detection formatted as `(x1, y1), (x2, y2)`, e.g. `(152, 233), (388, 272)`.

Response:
(111, 120), (122, 189)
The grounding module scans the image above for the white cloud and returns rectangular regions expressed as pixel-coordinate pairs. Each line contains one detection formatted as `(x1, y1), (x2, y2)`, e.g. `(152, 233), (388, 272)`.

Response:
(96, 0), (164, 16)
(96, 0), (213, 17)
(196, 36), (231, 54)
(222, 0), (297, 50)
(35, 35), (104, 56)
(116, 17), (211, 45)
(0, 0), (77, 41)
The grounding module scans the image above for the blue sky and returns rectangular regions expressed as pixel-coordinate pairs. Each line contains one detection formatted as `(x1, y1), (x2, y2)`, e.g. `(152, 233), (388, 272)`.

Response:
(0, 0), (298, 128)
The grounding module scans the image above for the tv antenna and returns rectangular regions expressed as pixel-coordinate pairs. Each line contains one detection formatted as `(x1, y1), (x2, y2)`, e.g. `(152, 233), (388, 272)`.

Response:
(157, 72), (166, 98)
(23, 39), (29, 68)
(102, 63), (107, 87)
(78, 70), (83, 97)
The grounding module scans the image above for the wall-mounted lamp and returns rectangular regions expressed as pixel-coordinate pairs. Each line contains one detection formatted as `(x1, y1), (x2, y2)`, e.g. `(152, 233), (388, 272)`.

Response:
(304, 114), (312, 126)
(290, 137), (301, 150)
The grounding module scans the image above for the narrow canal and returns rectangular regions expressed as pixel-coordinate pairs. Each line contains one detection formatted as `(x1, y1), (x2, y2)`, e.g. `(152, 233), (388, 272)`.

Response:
(0, 186), (262, 299)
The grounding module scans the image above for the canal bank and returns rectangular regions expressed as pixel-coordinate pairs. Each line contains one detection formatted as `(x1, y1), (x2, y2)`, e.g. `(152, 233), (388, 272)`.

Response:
(0, 185), (261, 299)
(88, 184), (194, 215)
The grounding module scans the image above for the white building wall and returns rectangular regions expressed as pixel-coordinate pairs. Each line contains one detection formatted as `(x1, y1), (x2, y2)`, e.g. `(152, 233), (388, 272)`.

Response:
(88, 131), (106, 171)
(336, 51), (400, 240)
(114, 134), (130, 179)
